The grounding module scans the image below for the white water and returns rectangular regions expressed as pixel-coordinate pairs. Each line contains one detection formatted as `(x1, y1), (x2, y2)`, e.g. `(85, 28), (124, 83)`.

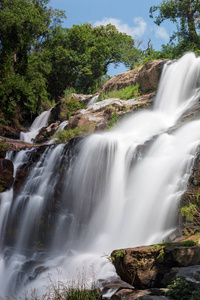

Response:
(20, 109), (51, 143)
(87, 94), (99, 106)
(1, 53), (200, 298)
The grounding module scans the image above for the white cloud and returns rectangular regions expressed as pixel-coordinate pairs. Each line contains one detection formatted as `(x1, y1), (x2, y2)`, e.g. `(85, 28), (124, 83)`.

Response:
(93, 17), (147, 39)
(154, 26), (169, 42)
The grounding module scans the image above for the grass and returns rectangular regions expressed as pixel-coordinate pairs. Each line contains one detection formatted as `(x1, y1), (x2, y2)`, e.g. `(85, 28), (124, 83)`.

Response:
(99, 84), (141, 101)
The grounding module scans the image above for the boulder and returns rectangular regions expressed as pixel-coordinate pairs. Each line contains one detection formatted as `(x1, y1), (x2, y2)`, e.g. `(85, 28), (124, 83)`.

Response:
(111, 244), (200, 290)
(0, 158), (14, 192)
(163, 265), (200, 289)
(111, 288), (171, 300)
(102, 59), (169, 93)
(70, 93), (98, 104)
(65, 92), (154, 134)
(34, 121), (61, 144)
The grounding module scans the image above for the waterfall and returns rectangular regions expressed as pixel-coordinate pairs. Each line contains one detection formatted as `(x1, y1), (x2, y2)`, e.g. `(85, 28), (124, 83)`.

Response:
(20, 109), (52, 144)
(1, 53), (200, 298)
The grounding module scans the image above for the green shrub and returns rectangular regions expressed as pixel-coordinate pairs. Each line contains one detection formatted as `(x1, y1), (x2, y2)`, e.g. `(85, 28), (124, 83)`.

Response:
(119, 84), (141, 100)
(99, 84), (141, 102)
(180, 240), (197, 247)
(54, 127), (88, 143)
(111, 249), (126, 262)
(166, 278), (200, 300)
(181, 204), (197, 223)
(106, 112), (119, 129)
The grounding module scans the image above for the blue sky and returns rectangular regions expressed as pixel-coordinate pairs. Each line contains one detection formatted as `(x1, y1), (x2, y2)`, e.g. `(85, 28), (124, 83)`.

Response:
(49, 0), (175, 76)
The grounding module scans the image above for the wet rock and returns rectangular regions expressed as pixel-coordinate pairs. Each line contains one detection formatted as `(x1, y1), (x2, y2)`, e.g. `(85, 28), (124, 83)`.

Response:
(163, 265), (200, 289)
(48, 102), (61, 124)
(111, 244), (200, 290)
(0, 124), (28, 139)
(70, 93), (98, 104)
(34, 121), (61, 143)
(102, 60), (169, 93)
(111, 288), (171, 300)
(0, 158), (14, 192)
(98, 276), (134, 298)
(66, 93), (154, 134)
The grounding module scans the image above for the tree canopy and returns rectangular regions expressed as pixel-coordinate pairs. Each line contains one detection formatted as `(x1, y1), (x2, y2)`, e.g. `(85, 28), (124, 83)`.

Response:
(44, 23), (139, 99)
(0, 0), (139, 126)
(150, 0), (200, 53)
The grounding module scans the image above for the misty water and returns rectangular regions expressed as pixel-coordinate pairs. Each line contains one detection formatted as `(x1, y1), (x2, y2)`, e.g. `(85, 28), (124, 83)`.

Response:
(1, 53), (200, 298)
(20, 109), (51, 144)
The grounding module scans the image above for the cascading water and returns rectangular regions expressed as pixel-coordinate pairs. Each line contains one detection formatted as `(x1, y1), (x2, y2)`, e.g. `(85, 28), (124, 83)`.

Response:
(20, 109), (52, 143)
(1, 53), (200, 298)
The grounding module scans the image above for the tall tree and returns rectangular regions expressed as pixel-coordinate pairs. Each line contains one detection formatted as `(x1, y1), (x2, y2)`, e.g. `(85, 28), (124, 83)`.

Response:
(44, 23), (139, 99)
(150, 0), (200, 49)
(0, 0), (65, 122)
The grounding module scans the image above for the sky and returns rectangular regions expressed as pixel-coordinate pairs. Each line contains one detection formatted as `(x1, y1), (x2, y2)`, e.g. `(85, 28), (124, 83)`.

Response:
(49, 0), (175, 76)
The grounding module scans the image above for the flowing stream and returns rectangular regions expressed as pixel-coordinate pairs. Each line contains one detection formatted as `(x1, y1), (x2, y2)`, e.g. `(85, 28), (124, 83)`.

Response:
(1, 53), (200, 298)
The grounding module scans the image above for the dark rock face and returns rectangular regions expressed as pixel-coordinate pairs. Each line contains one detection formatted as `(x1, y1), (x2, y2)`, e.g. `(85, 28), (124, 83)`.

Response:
(48, 102), (61, 125)
(0, 159), (14, 192)
(111, 245), (200, 290)
(163, 265), (200, 289)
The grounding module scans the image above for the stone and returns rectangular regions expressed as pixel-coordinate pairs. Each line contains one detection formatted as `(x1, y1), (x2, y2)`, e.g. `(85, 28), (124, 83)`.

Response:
(65, 93), (154, 134)
(70, 93), (98, 104)
(34, 121), (61, 143)
(163, 265), (200, 289)
(102, 59), (169, 93)
(48, 102), (61, 125)
(111, 244), (200, 290)
(0, 158), (14, 192)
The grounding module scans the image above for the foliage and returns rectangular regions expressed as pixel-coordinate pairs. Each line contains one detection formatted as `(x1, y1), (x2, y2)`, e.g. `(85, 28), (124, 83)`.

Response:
(43, 23), (139, 99)
(54, 127), (88, 143)
(181, 204), (197, 223)
(119, 84), (141, 100)
(99, 84), (141, 102)
(26, 272), (102, 300)
(63, 99), (85, 120)
(180, 240), (197, 247)
(0, 0), (64, 124)
(150, 0), (200, 56)
(0, 138), (12, 152)
(166, 277), (200, 300)
(111, 249), (126, 262)
(156, 248), (165, 260)
(107, 112), (120, 129)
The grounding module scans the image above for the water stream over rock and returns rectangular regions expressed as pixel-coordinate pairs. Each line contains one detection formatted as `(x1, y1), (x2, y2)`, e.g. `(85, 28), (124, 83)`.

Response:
(1, 53), (200, 298)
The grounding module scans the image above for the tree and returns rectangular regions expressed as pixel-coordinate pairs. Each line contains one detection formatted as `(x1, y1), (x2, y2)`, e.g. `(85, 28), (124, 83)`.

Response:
(150, 0), (200, 52)
(44, 23), (139, 99)
(0, 0), (65, 123)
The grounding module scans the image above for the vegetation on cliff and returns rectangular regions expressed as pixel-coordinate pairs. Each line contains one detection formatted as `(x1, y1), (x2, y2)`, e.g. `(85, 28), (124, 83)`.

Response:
(1, 0), (200, 131)
(0, 0), (141, 129)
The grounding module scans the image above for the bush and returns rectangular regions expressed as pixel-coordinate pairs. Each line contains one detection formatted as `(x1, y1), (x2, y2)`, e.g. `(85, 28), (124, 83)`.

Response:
(106, 112), (119, 129)
(54, 127), (88, 143)
(166, 278), (200, 300)
(99, 84), (141, 102)
(119, 84), (141, 100)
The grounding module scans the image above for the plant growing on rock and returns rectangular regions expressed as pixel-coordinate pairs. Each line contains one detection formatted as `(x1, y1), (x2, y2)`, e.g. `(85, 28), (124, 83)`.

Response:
(54, 126), (88, 143)
(166, 277), (200, 300)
